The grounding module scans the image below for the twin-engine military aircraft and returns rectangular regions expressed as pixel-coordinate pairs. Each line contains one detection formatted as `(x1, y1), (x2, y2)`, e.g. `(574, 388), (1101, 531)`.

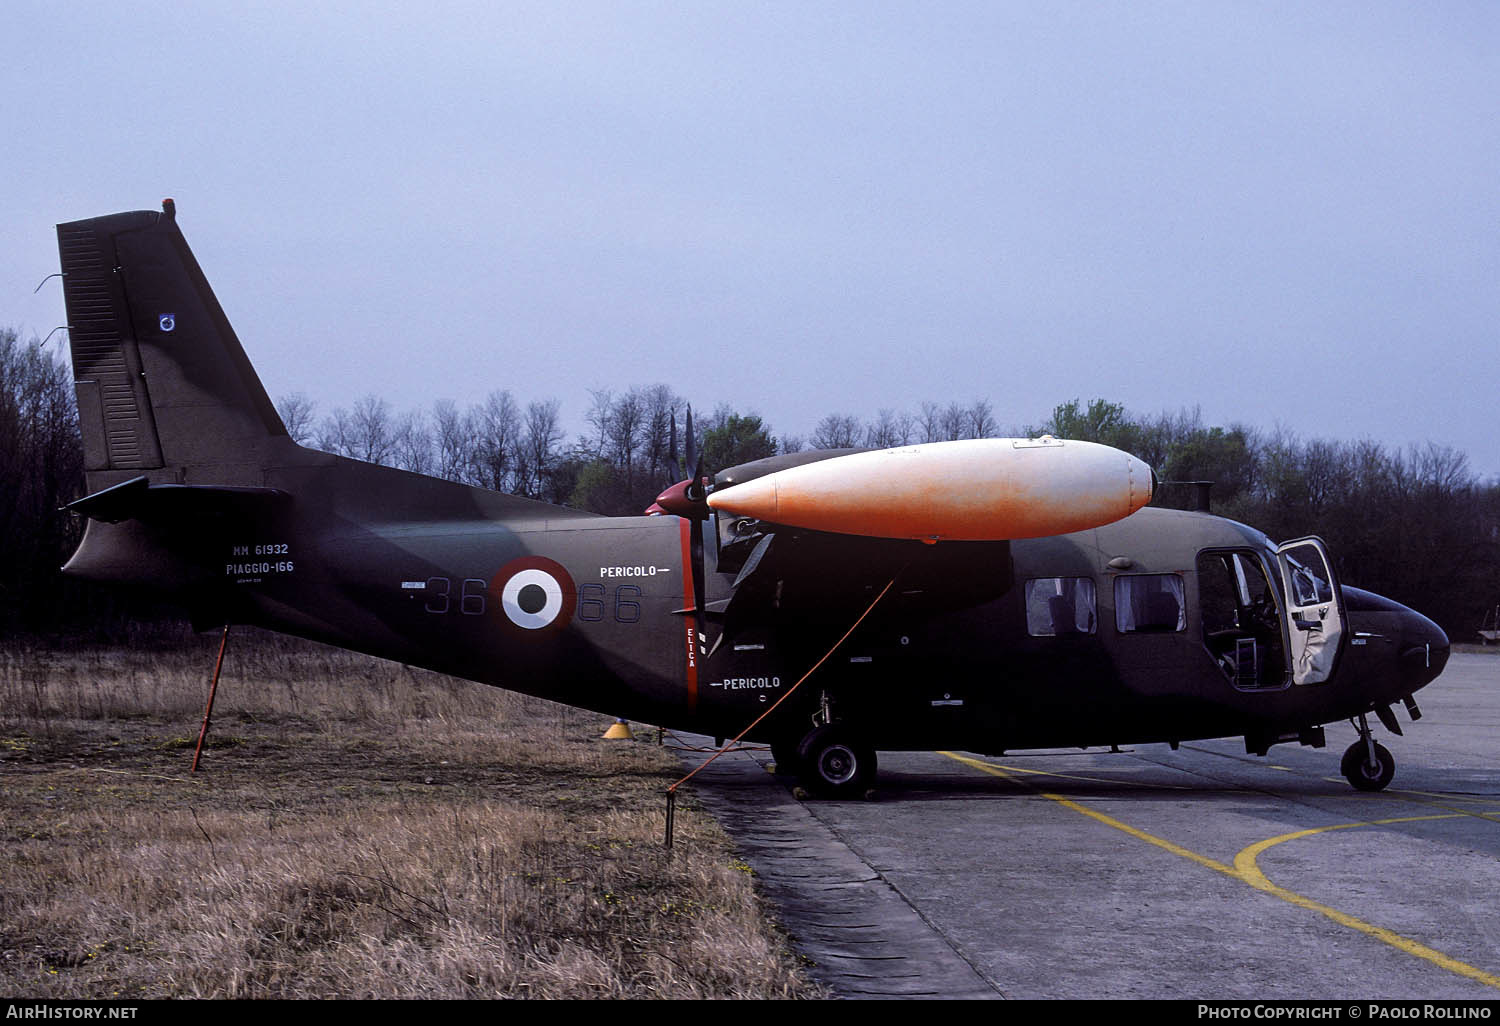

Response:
(55, 202), (1449, 797)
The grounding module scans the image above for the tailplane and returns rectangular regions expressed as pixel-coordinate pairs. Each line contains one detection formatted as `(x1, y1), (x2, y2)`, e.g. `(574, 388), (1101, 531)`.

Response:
(57, 200), (289, 490)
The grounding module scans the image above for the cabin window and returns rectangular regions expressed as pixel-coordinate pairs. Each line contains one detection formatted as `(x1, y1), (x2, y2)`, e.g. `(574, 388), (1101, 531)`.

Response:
(1025, 577), (1097, 636)
(1114, 574), (1185, 633)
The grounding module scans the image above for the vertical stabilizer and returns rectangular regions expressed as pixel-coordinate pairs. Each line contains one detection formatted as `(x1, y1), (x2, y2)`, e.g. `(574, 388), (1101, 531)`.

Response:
(57, 201), (289, 490)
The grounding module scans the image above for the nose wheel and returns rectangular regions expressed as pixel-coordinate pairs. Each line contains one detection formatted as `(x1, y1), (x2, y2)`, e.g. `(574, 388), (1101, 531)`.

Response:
(1341, 714), (1395, 792)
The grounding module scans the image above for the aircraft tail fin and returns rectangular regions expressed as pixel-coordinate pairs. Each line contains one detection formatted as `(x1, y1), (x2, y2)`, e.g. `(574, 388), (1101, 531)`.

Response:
(57, 200), (290, 489)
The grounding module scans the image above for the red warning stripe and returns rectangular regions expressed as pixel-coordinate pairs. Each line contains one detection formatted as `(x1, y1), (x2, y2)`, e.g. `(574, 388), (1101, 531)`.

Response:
(679, 518), (698, 712)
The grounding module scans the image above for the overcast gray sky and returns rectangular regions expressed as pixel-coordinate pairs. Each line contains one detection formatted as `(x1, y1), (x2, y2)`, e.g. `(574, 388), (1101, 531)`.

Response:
(5, 2), (1497, 477)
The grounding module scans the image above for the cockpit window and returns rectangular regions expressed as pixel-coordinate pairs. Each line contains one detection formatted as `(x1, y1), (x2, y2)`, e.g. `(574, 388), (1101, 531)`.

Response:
(1197, 550), (1287, 689)
(1114, 574), (1185, 632)
(1281, 545), (1333, 606)
(1025, 577), (1097, 636)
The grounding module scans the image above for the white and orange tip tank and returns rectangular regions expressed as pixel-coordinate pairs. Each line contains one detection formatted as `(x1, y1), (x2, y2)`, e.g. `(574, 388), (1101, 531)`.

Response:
(705, 436), (1153, 542)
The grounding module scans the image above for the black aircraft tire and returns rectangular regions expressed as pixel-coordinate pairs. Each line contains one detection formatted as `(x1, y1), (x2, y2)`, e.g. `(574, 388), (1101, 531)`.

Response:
(770, 740), (803, 776)
(1342, 740), (1395, 792)
(796, 725), (876, 798)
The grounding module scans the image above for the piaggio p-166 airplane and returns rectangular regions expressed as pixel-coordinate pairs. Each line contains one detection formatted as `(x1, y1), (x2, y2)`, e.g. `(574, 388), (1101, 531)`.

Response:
(55, 202), (1449, 797)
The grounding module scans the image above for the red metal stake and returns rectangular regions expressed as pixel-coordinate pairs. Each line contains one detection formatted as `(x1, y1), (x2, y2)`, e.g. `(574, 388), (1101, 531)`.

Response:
(191, 625), (231, 773)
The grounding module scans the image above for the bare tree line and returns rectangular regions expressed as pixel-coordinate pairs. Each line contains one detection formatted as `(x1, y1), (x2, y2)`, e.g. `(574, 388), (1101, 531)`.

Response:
(0, 328), (85, 630)
(281, 386), (682, 512)
(285, 391), (570, 502)
(289, 385), (799, 516)
(802, 400), (1003, 451)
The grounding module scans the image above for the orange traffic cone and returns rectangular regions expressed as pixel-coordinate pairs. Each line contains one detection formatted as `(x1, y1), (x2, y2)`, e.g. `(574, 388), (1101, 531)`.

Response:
(602, 718), (633, 740)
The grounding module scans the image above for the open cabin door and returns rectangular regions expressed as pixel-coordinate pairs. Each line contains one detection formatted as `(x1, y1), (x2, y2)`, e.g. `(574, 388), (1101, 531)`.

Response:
(1276, 537), (1345, 685)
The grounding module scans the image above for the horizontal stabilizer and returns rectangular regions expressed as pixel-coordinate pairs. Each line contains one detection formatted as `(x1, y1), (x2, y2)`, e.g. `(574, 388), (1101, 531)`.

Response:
(64, 474), (287, 523)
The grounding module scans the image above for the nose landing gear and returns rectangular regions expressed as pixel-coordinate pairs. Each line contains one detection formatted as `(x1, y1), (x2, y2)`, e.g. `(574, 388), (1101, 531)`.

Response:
(1341, 713), (1395, 792)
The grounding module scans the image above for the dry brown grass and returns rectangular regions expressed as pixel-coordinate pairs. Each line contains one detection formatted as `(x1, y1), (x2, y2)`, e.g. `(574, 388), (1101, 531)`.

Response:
(0, 631), (822, 999)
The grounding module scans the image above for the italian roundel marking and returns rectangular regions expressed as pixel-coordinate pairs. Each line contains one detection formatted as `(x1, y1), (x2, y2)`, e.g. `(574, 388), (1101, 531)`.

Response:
(491, 556), (576, 632)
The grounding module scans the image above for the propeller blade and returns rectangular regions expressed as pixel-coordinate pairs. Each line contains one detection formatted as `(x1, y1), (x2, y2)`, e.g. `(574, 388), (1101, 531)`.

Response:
(732, 534), (773, 589)
(670, 411), (680, 479)
(685, 405), (705, 502)
(689, 518), (706, 618)
(683, 405), (709, 650)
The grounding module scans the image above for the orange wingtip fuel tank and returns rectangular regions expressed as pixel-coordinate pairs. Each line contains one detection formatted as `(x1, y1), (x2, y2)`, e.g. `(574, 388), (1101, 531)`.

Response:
(705, 436), (1153, 541)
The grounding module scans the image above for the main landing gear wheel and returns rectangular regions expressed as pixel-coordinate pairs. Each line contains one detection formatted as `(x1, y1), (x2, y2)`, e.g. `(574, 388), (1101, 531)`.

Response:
(796, 724), (876, 798)
(1341, 739), (1395, 792)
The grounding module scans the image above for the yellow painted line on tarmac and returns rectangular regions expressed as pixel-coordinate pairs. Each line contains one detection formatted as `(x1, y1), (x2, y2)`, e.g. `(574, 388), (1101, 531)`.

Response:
(1325, 780), (1500, 813)
(1365, 789), (1500, 823)
(1233, 823), (1500, 991)
(1378, 785), (1499, 803)
(940, 750), (1500, 991)
(960, 759), (1194, 790)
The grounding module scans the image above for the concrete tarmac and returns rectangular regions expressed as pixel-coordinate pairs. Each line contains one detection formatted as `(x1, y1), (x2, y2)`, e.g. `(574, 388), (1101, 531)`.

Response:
(677, 651), (1500, 1000)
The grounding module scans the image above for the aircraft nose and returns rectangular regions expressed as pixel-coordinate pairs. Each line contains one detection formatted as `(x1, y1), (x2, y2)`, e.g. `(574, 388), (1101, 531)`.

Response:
(1399, 608), (1450, 691)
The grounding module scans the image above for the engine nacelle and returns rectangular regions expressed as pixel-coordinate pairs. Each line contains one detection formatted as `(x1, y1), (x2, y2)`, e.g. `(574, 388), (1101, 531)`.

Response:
(706, 436), (1153, 541)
